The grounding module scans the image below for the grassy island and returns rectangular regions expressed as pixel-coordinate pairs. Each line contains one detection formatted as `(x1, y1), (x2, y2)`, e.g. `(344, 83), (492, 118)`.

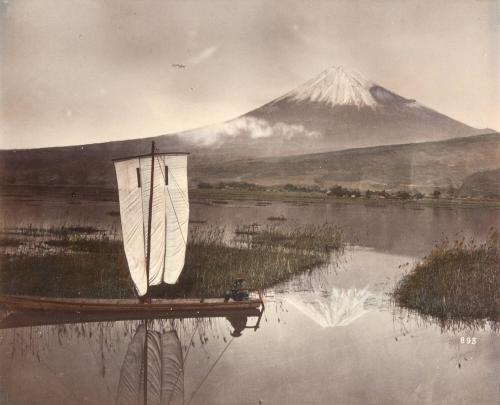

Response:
(0, 224), (344, 299)
(393, 231), (499, 324)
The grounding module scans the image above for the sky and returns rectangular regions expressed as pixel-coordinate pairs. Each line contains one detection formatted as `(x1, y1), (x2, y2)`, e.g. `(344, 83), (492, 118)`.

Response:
(0, 0), (498, 149)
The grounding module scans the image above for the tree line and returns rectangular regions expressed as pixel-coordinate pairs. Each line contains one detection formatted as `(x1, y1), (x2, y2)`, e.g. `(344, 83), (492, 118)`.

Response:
(197, 181), (457, 200)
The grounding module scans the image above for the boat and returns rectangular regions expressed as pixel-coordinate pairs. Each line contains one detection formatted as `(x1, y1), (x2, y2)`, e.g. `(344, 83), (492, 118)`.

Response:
(0, 142), (264, 316)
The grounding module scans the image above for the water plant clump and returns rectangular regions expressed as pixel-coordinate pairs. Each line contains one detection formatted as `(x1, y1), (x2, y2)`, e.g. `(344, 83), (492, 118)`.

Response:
(0, 227), (130, 298)
(393, 229), (499, 323)
(251, 224), (343, 253)
(177, 224), (344, 298)
(267, 215), (286, 221)
(0, 237), (22, 248)
(0, 223), (344, 299)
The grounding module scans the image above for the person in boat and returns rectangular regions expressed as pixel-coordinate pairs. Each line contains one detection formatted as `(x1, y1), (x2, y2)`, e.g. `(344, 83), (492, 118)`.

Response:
(224, 278), (250, 302)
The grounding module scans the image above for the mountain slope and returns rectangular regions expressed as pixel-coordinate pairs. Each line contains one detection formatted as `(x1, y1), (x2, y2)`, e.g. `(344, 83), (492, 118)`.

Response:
(190, 133), (500, 193)
(459, 169), (500, 198)
(2, 133), (497, 196)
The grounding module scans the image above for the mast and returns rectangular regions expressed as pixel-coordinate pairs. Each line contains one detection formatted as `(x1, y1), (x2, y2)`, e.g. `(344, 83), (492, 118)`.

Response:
(145, 141), (155, 299)
(143, 319), (148, 405)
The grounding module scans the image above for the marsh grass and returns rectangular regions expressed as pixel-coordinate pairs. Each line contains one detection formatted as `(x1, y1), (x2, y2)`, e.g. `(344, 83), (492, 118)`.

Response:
(0, 223), (344, 299)
(189, 220), (207, 224)
(174, 224), (344, 298)
(393, 229), (499, 323)
(0, 237), (22, 247)
(267, 215), (286, 221)
(45, 239), (111, 252)
(234, 223), (260, 236)
(252, 224), (343, 252)
(5, 225), (101, 238)
(0, 225), (131, 298)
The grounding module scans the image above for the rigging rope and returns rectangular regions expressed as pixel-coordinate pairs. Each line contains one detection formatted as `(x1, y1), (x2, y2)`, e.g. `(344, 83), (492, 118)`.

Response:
(155, 156), (189, 208)
(184, 338), (234, 405)
(169, 171), (189, 208)
(166, 188), (187, 246)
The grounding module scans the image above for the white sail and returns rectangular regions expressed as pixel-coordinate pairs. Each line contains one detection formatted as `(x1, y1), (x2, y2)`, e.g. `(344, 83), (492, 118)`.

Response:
(116, 325), (184, 405)
(114, 153), (189, 296)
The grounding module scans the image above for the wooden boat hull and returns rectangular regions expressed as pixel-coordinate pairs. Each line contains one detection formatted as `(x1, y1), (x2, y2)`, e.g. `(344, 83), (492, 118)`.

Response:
(0, 293), (263, 314)
(0, 306), (264, 329)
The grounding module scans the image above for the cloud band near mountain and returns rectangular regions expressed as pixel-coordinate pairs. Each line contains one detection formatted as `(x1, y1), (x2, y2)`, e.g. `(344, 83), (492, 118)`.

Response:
(186, 117), (320, 145)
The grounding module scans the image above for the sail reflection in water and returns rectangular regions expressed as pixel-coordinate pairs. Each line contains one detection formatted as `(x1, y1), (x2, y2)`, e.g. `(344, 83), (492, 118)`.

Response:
(0, 301), (263, 404)
(117, 324), (183, 405)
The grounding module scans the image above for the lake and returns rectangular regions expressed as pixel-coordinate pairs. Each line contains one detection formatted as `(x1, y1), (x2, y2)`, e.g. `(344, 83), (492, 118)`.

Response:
(0, 196), (499, 404)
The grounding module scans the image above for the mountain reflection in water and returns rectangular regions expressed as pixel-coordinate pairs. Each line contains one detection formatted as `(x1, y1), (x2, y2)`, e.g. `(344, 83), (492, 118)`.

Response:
(285, 286), (372, 328)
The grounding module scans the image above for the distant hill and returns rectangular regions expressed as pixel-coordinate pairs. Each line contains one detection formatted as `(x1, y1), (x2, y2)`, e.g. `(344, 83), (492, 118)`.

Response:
(459, 169), (500, 198)
(190, 133), (500, 194)
(1, 132), (497, 196)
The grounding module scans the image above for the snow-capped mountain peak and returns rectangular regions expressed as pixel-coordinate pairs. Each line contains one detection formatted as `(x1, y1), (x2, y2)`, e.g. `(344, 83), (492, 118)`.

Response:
(277, 66), (378, 108)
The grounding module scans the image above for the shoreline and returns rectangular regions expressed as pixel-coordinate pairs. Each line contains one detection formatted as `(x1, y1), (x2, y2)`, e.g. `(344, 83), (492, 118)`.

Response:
(190, 189), (500, 209)
(2, 184), (499, 210)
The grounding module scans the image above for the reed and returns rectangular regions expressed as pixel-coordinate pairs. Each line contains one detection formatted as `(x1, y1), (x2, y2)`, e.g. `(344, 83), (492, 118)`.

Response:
(267, 215), (286, 221)
(175, 224), (343, 298)
(0, 237), (22, 247)
(0, 223), (344, 299)
(393, 229), (499, 323)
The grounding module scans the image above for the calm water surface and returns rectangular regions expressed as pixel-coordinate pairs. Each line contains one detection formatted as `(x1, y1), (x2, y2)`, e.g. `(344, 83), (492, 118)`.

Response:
(0, 197), (499, 404)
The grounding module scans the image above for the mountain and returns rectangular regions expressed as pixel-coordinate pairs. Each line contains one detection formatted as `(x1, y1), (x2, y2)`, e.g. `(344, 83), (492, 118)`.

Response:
(0, 65), (491, 191)
(149, 66), (483, 159)
(243, 66), (484, 156)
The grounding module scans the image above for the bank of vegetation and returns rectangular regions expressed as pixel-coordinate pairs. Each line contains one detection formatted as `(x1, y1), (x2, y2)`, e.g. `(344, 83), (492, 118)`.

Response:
(393, 230), (499, 324)
(0, 224), (344, 299)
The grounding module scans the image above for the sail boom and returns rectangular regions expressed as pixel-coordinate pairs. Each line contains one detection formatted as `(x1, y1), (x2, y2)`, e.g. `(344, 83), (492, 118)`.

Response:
(113, 152), (189, 163)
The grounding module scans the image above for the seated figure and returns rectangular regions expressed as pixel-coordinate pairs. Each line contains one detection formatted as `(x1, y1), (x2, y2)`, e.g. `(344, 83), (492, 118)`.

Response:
(224, 278), (250, 302)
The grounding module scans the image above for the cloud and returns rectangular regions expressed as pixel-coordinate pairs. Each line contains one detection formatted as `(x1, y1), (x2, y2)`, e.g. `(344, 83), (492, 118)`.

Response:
(186, 116), (320, 145)
(187, 46), (218, 65)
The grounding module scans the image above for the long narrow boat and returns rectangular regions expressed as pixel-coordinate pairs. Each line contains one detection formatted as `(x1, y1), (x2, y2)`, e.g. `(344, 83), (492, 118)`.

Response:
(0, 297), (264, 330)
(0, 294), (264, 313)
(0, 142), (264, 315)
